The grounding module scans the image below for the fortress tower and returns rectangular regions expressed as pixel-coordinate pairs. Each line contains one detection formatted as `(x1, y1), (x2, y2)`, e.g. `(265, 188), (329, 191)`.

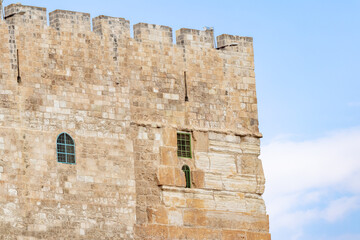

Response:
(0, 3), (270, 240)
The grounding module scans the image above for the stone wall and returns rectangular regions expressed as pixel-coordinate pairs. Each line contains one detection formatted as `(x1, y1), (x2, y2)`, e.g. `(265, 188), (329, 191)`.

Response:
(0, 1), (3, 20)
(0, 3), (270, 240)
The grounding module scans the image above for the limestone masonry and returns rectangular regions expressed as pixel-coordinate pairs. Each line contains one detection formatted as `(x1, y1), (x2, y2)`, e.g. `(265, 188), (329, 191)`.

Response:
(0, 2), (270, 239)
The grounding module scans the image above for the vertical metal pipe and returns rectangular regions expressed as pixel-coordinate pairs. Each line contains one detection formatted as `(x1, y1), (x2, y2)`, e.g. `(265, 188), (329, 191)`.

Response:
(184, 71), (189, 102)
(17, 49), (21, 83)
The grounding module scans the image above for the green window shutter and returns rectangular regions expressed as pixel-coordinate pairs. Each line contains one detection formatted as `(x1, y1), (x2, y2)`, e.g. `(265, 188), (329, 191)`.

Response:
(182, 165), (191, 188)
(177, 132), (192, 158)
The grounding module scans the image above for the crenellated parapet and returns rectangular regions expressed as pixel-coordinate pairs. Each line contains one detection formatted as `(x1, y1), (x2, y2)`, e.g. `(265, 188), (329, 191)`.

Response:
(217, 34), (253, 52)
(1, 3), (253, 51)
(49, 9), (90, 33)
(176, 28), (214, 48)
(93, 15), (130, 39)
(4, 3), (46, 27)
(134, 23), (172, 44)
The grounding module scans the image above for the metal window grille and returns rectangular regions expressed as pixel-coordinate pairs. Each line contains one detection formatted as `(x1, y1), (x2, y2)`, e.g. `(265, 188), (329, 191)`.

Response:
(182, 165), (191, 188)
(57, 133), (75, 164)
(177, 132), (192, 158)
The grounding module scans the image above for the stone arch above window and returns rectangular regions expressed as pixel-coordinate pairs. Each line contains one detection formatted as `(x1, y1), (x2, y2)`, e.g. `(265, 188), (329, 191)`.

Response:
(182, 165), (191, 188)
(57, 133), (75, 164)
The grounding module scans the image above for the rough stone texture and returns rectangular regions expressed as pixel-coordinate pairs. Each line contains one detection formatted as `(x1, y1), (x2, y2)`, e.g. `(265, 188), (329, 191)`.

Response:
(0, 3), (270, 240)
(0, 1), (3, 20)
(134, 23), (173, 44)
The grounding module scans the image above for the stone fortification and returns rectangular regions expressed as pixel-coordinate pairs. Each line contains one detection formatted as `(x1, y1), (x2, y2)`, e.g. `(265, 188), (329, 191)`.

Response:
(0, 3), (270, 239)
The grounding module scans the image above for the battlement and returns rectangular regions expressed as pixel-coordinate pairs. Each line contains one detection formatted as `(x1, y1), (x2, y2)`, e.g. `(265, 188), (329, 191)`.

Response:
(93, 15), (130, 39)
(217, 34), (253, 54)
(4, 3), (46, 27)
(134, 23), (173, 44)
(49, 9), (90, 33)
(1, 3), (250, 50)
(176, 28), (214, 48)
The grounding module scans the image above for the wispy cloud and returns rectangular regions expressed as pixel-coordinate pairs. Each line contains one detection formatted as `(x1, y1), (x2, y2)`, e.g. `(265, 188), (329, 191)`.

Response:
(261, 127), (360, 239)
(323, 196), (360, 222)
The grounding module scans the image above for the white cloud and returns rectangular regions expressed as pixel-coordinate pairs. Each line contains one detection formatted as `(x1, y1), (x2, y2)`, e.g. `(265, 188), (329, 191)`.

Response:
(323, 196), (360, 222)
(261, 127), (360, 239)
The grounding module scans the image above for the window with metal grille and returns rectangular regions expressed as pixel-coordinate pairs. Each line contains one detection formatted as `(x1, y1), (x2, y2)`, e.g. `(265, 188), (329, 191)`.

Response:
(177, 132), (192, 158)
(182, 165), (191, 188)
(57, 133), (75, 164)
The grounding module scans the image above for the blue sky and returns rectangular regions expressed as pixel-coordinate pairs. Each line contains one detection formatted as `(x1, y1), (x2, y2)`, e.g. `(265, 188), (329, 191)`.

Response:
(3, 1), (360, 239)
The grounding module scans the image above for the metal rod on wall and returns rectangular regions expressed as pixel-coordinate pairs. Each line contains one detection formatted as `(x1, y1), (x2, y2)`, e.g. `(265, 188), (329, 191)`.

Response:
(17, 49), (21, 83)
(184, 71), (189, 102)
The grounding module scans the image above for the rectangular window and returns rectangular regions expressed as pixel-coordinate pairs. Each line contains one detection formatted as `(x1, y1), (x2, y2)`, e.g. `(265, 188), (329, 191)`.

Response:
(177, 132), (192, 158)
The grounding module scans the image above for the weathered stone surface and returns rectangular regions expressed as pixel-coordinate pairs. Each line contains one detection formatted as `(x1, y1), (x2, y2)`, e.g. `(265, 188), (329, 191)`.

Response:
(193, 131), (209, 152)
(0, 2), (270, 239)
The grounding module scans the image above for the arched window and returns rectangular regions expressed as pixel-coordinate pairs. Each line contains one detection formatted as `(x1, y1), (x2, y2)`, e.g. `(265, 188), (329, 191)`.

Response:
(182, 165), (191, 188)
(57, 133), (75, 164)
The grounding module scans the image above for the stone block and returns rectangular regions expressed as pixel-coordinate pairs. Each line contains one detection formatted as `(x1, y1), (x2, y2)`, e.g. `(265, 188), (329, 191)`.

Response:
(208, 152), (237, 175)
(240, 136), (260, 155)
(193, 131), (208, 152)
(245, 232), (272, 240)
(183, 209), (207, 227)
(209, 132), (240, 143)
(240, 154), (264, 175)
(209, 139), (242, 154)
(162, 190), (186, 208)
(174, 168), (186, 187)
(157, 166), (175, 186)
(222, 175), (257, 193)
(160, 146), (177, 166)
(147, 206), (168, 224)
(162, 128), (177, 147)
(213, 192), (246, 212)
(191, 170), (205, 188)
(194, 152), (210, 170)
(186, 198), (205, 209)
(168, 209), (183, 226)
(204, 172), (223, 190)
(222, 230), (247, 240)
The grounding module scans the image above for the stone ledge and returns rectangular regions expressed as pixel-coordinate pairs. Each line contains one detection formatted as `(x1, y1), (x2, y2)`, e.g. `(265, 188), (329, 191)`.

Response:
(130, 120), (263, 138)
(160, 185), (263, 198)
